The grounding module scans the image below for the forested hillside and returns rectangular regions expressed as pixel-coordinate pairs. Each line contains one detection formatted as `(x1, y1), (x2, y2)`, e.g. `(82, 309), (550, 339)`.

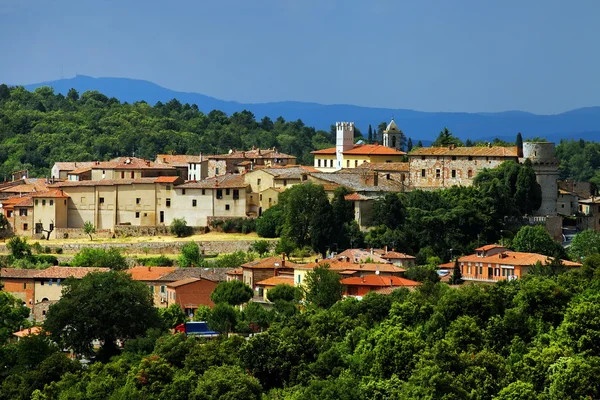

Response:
(0, 84), (333, 178)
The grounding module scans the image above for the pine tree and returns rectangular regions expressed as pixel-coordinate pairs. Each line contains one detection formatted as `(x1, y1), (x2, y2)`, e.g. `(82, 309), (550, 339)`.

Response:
(407, 137), (413, 152)
(450, 258), (463, 284)
(417, 140), (423, 148)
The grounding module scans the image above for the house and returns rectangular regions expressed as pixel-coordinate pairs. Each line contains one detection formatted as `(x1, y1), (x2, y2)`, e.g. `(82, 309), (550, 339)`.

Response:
(344, 193), (375, 229)
(206, 147), (296, 176)
(33, 266), (110, 320)
(408, 145), (519, 190)
(311, 121), (406, 172)
(155, 154), (208, 181)
(0, 178), (48, 200)
(165, 277), (219, 316)
(557, 189), (578, 216)
(158, 267), (232, 284)
(51, 162), (97, 180)
(11, 326), (44, 343)
(255, 275), (295, 301)
(0, 268), (39, 308)
(342, 275), (420, 297)
(1, 196), (34, 236)
(294, 259), (407, 288)
(355, 161), (410, 185)
(380, 251), (417, 267)
(577, 197), (600, 232)
(30, 190), (69, 239)
(88, 157), (179, 181)
(335, 249), (390, 264)
(226, 268), (243, 282)
(126, 266), (177, 307)
(241, 255), (297, 290)
(458, 249), (581, 283)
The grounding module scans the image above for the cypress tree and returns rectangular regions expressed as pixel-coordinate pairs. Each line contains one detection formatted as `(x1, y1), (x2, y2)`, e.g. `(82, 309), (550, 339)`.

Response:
(516, 132), (524, 157)
(368, 125), (373, 144)
(407, 137), (413, 152)
(450, 258), (463, 284)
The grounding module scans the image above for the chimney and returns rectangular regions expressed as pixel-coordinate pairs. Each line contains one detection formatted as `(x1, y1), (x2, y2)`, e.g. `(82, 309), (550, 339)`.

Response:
(199, 152), (203, 162)
(148, 266), (151, 271)
(281, 252), (286, 268)
(449, 144), (456, 150)
(390, 278), (393, 287)
(384, 245), (388, 253)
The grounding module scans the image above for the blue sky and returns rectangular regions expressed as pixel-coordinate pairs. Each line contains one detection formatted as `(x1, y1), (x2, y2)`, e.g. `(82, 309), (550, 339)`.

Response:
(1, 0), (599, 114)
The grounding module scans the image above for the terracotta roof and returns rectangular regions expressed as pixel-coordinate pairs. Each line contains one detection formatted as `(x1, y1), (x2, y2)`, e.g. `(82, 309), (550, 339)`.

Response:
(30, 189), (69, 199)
(336, 249), (390, 264)
(51, 177), (175, 188)
(344, 193), (371, 201)
(341, 274), (420, 287)
(155, 154), (203, 167)
(242, 256), (298, 269)
(1, 268), (40, 279)
(177, 174), (249, 189)
(357, 162), (409, 172)
(256, 275), (294, 287)
(13, 326), (43, 338)
(227, 268), (243, 276)
(312, 144), (406, 156)
(2, 196), (33, 207)
(90, 157), (177, 170)
(52, 162), (97, 171)
(373, 286), (410, 295)
(68, 167), (92, 175)
(167, 277), (201, 288)
(155, 176), (180, 183)
(459, 251), (581, 267)
(409, 146), (518, 157)
(310, 172), (405, 193)
(157, 267), (229, 282)
(258, 166), (318, 179)
(126, 266), (176, 281)
(35, 266), (109, 279)
(0, 179), (49, 194)
(207, 148), (296, 160)
(475, 244), (507, 252)
(299, 259), (406, 274)
(381, 251), (416, 260)
(438, 262), (455, 269)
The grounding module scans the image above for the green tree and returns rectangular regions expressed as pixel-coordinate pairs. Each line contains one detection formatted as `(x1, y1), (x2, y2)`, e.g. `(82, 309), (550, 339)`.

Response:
(71, 247), (128, 270)
(250, 240), (271, 256)
(255, 205), (283, 238)
(493, 380), (538, 400)
(515, 158), (542, 214)
(44, 271), (161, 356)
(516, 132), (524, 157)
(193, 305), (212, 322)
(207, 303), (237, 335)
(266, 284), (303, 303)
(560, 300), (600, 354)
(569, 229), (600, 261)
(193, 365), (262, 400)
(210, 280), (253, 306)
(511, 225), (566, 258)
(7, 236), (32, 260)
(170, 218), (192, 238)
(304, 264), (343, 309)
(371, 193), (405, 228)
(83, 221), (95, 240)
(66, 88), (79, 101)
(279, 183), (333, 255)
(159, 304), (188, 329)
(178, 241), (203, 268)
(432, 127), (464, 147)
(0, 292), (30, 343)
(367, 124), (373, 143)
(407, 137), (413, 152)
(450, 258), (463, 284)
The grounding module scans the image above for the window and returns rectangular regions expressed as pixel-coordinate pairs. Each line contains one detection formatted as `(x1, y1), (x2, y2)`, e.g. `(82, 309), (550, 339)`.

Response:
(130, 171), (134, 178)
(260, 194), (263, 201)
(386, 174), (391, 179)
(23, 283), (27, 290)
(268, 198), (272, 203)
(435, 169), (441, 178)
(330, 160), (333, 168)
(468, 156), (473, 161)
(318, 159), (321, 167)
(49, 200), (54, 206)
(192, 199), (197, 207)
(49, 279), (53, 286)
(182, 189), (186, 195)
(160, 285), (166, 293)
(35, 223), (42, 233)
(421, 169), (426, 177)
(166, 185), (171, 191)
(6, 210), (12, 218)
(166, 198), (171, 207)
(57, 279), (61, 286)
(421, 156), (426, 160)
(121, 171), (125, 179)
(144, 213), (147, 217)
(23, 223), (28, 231)
(233, 189), (239, 200)
(467, 169), (473, 178)
(283, 180), (287, 186)
(354, 160), (358, 167)
(42, 199), (46, 206)
(217, 189), (223, 199)
(302, 174), (307, 181)
(215, 168), (219, 175)
(297, 274), (301, 284)
(99, 197), (105, 204)
(225, 188), (230, 196)
(257, 178), (261, 185)
(346, 160), (350, 167)
(135, 212), (140, 218)
(35, 199), (38, 206)
(136, 198), (141, 204)
(202, 189), (206, 195)
(225, 204), (230, 211)
(452, 156), (457, 160)
(451, 169), (456, 178)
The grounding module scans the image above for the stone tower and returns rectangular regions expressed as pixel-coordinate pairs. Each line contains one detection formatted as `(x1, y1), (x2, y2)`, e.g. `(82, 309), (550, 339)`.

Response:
(336, 122), (354, 170)
(383, 119), (404, 151)
(522, 142), (560, 216)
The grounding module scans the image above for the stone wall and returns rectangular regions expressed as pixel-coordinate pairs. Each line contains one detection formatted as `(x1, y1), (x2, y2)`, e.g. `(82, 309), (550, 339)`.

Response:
(55, 228), (114, 240)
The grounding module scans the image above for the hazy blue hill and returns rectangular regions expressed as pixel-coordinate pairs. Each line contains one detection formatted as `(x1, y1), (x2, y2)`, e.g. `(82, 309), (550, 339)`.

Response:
(22, 75), (600, 142)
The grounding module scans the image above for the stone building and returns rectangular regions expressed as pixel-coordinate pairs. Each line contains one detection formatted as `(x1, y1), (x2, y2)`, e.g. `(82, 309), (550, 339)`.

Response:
(522, 142), (560, 216)
(206, 147), (296, 176)
(382, 119), (405, 151)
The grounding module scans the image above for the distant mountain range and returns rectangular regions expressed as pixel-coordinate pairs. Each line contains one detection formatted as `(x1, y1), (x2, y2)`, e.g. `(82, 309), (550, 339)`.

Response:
(21, 75), (600, 143)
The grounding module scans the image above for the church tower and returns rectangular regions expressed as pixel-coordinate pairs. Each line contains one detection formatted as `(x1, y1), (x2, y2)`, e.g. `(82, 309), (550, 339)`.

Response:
(383, 119), (404, 151)
(336, 122), (354, 170)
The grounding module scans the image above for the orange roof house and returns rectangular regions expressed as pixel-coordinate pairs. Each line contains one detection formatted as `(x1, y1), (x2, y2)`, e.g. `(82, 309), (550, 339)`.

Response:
(342, 274), (420, 297)
(165, 277), (219, 314)
(241, 255), (297, 290)
(312, 143), (406, 172)
(255, 275), (295, 302)
(458, 248), (581, 283)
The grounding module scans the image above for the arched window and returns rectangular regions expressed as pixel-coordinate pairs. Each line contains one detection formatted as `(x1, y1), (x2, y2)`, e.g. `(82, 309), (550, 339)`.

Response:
(392, 136), (397, 148)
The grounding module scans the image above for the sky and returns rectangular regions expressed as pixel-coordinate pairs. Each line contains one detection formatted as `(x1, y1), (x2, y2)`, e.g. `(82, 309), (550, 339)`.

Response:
(1, 0), (599, 114)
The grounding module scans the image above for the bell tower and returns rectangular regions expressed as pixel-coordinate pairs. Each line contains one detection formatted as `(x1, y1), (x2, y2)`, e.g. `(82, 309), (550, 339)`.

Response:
(336, 122), (354, 170)
(383, 119), (403, 151)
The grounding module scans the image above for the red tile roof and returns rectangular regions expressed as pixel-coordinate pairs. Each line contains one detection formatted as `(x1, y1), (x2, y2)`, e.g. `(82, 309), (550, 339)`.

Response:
(30, 189), (69, 199)
(299, 259), (406, 274)
(90, 157), (176, 170)
(167, 277), (201, 288)
(459, 251), (581, 267)
(241, 256), (297, 269)
(155, 154), (203, 167)
(475, 244), (507, 252)
(381, 251), (416, 260)
(34, 266), (109, 279)
(177, 174), (249, 189)
(207, 148), (296, 160)
(155, 176), (181, 183)
(53, 162), (97, 172)
(227, 268), (243, 276)
(341, 274), (420, 287)
(51, 177), (176, 188)
(13, 326), (43, 338)
(357, 162), (410, 172)
(256, 276), (294, 287)
(1, 268), (40, 278)
(312, 144), (406, 156)
(126, 266), (176, 281)
(344, 193), (371, 201)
